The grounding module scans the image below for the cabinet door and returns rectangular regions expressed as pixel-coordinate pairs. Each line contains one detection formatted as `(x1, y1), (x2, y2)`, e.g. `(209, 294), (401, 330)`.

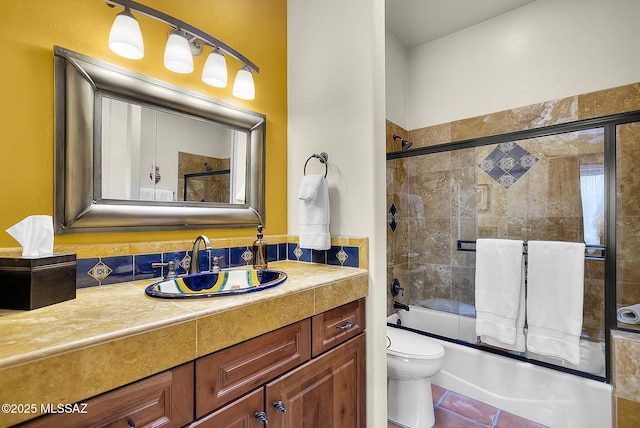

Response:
(265, 334), (365, 428)
(196, 320), (311, 418)
(188, 388), (265, 428)
(19, 362), (194, 428)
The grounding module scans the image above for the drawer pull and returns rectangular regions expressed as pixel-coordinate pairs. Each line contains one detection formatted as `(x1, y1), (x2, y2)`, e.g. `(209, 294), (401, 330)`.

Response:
(127, 419), (136, 428)
(255, 411), (268, 424)
(273, 400), (287, 413)
(336, 321), (353, 330)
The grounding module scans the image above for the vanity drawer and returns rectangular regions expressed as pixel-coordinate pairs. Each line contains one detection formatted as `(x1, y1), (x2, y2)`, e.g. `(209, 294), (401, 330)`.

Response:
(188, 388), (264, 428)
(195, 319), (311, 418)
(312, 298), (365, 356)
(19, 362), (194, 428)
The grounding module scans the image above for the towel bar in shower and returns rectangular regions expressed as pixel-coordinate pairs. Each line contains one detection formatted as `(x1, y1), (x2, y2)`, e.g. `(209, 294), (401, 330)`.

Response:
(456, 240), (606, 261)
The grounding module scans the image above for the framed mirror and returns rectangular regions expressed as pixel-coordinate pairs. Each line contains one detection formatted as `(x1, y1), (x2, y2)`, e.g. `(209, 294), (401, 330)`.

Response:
(53, 46), (265, 234)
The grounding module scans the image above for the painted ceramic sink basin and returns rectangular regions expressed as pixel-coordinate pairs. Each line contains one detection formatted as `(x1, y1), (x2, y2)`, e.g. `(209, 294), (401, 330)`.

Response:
(145, 269), (287, 299)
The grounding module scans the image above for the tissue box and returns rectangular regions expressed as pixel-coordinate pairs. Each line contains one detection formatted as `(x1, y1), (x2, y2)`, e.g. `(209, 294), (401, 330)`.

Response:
(0, 254), (76, 310)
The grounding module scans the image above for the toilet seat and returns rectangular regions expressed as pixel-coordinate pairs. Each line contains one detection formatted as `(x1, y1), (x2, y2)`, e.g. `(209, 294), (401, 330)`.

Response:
(387, 326), (445, 360)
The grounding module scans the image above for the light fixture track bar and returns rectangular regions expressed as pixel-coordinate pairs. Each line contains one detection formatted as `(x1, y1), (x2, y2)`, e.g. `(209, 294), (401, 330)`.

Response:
(104, 0), (259, 73)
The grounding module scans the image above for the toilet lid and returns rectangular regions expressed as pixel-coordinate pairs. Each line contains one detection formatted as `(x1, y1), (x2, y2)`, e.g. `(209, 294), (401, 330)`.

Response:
(387, 326), (445, 360)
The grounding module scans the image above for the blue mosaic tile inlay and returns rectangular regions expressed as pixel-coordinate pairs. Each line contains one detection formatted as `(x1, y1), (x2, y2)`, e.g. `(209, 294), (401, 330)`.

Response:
(479, 142), (539, 189)
(134, 253), (162, 281)
(388, 203), (399, 232)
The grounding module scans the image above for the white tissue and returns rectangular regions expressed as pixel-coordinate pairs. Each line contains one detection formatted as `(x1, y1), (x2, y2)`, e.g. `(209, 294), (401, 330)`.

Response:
(6, 215), (54, 257)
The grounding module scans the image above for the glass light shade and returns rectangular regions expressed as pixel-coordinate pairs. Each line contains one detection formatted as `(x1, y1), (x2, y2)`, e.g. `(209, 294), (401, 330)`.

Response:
(164, 30), (193, 74)
(108, 10), (144, 60)
(232, 66), (255, 100)
(201, 48), (228, 87)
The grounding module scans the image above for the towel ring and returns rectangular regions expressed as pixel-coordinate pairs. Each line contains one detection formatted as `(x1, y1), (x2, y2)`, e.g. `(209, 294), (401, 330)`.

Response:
(304, 152), (328, 177)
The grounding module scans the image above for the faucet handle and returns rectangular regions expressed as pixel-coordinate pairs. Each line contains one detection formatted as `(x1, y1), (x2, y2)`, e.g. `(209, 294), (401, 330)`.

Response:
(211, 256), (224, 273)
(152, 261), (177, 280)
(390, 278), (404, 297)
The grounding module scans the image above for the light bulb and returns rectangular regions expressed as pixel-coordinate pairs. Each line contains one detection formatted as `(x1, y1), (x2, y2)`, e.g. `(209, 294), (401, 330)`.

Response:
(164, 30), (193, 74)
(201, 48), (228, 87)
(232, 66), (255, 100)
(108, 9), (144, 60)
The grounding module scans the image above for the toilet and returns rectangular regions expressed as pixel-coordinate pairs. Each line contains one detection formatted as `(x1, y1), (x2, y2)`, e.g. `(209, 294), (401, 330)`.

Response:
(387, 326), (445, 428)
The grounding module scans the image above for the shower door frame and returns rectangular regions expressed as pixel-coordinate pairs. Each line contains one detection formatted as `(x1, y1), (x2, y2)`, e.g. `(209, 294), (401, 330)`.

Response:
(387, 109), (640, 383)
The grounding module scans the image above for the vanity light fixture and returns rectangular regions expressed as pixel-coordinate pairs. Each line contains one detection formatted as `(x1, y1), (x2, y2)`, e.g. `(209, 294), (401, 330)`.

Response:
(201, 47), (228, 88)
(104, 0), (258, 99)
(108, 7), (144, 60)
(163, 29), (193, 74)
(232, 66), (256, 100)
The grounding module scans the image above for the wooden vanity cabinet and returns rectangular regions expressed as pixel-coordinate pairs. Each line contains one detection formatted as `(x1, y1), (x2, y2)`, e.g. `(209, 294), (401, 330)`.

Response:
(191, 298), (366, 428)
(17, 298), (366, 428)
(18, 362), (194, 428)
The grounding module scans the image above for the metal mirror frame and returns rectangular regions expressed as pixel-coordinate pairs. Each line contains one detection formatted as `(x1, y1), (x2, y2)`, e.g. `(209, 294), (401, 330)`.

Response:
(53, 46), (265, 234)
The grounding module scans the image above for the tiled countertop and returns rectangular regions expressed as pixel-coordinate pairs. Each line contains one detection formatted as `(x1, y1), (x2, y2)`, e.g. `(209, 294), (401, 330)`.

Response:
(0, 261), (368, 426)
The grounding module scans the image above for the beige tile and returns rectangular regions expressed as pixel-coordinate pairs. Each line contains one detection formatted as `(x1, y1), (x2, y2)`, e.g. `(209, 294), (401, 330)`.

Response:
(0, 283), (193, 367)
(196, 289), (316, 356)
(613, 331), (640, 401)
(409, 123), (451, 148)
(616, 396), (640, 428)
(314, 273), (369, 314)
(579, 82), (640, 120)
(0, 320), (197, 426)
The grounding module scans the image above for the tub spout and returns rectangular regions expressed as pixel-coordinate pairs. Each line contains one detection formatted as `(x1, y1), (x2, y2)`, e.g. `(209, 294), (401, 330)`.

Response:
(394, 301), (410, 311)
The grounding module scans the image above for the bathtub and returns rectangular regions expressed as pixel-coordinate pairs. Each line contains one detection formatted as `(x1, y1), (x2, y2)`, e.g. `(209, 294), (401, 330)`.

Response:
(388, 306), (612, 428)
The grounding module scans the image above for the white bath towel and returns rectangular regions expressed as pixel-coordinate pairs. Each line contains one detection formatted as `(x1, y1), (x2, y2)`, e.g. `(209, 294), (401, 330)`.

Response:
(298, 174), (330, 250)
(617, 304), (640, 325)
(475, 238), (526, 351)
(526, 240), (586, 365)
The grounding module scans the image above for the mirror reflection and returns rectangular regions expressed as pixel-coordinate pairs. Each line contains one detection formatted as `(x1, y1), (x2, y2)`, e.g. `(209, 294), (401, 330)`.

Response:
(101, 97), (247, 204)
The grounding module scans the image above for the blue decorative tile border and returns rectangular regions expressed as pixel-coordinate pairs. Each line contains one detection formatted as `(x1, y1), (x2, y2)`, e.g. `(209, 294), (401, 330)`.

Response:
(75, 241), (361, 288)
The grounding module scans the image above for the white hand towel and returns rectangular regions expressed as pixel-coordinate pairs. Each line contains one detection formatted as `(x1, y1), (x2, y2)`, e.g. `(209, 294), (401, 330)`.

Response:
(617, 304), (640, 324)
(299, 174), (330, 250)
(475, 238), (526, 351)
(526, 240), (585, 365)
(298, 174), (323, 202)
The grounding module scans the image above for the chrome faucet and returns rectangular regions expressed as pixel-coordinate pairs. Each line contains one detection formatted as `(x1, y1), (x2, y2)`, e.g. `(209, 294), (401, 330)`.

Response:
(188, 235), (212, 274)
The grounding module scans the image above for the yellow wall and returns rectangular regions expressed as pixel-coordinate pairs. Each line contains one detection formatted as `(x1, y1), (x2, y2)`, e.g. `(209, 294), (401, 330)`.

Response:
(0, 0), (287, 247)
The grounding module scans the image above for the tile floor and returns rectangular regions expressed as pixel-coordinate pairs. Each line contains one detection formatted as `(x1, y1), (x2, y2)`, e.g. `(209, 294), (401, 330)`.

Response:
(388, 384), (549, 428)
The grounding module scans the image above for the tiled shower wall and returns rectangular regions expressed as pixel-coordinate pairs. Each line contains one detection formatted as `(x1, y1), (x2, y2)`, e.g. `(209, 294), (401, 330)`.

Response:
(386, 81), (640, 428)
(387, 130), (606, 340)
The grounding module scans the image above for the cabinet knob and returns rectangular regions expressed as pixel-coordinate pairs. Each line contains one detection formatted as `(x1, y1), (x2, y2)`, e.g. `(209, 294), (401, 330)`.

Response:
(255, 411), (268, 424)
(127, 419), (136, 428)
(336, 321), (353, 330)
(273, 400), (287, 413)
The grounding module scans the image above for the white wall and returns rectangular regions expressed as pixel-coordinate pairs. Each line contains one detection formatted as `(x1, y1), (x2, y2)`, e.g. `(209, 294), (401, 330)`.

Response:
(385, 29), (408, 129)
(407, 0), (640, 129)
(287, 0), (387, 426)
